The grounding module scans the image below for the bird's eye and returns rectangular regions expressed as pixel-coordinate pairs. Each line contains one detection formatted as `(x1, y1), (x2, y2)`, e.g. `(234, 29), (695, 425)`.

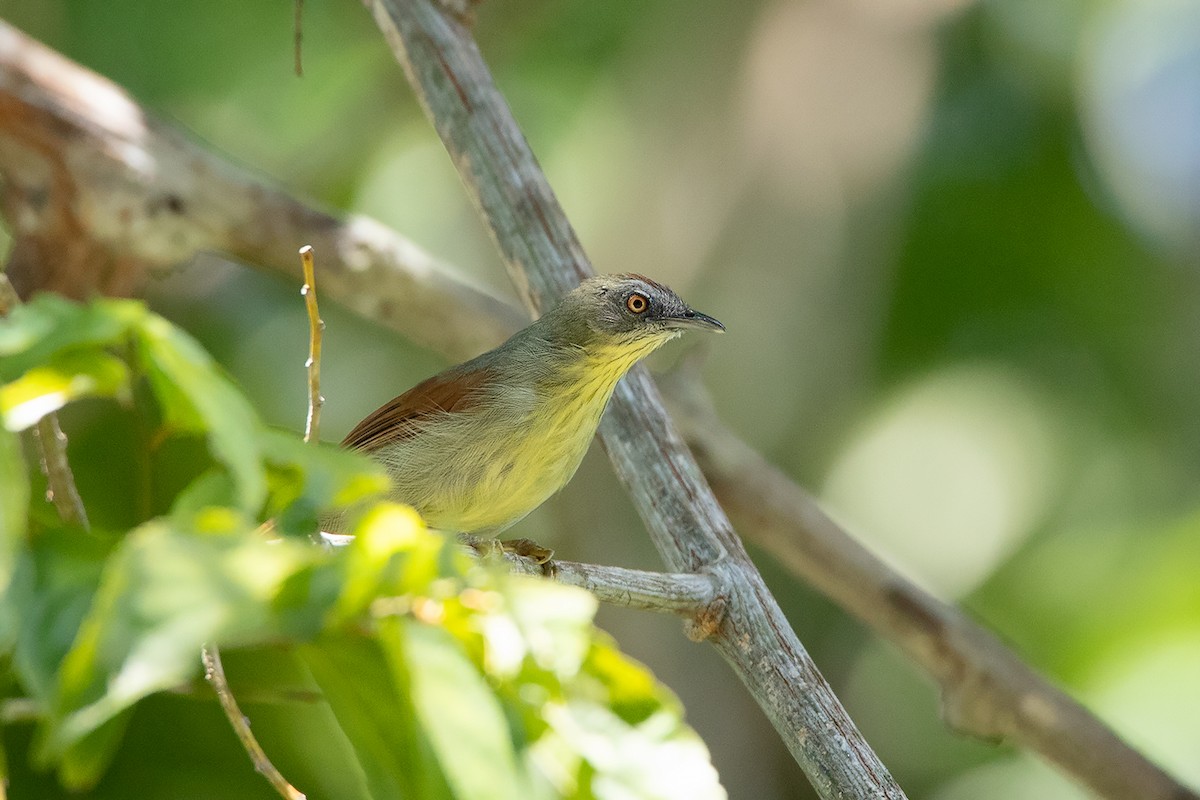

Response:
(625, 292), (650, 314)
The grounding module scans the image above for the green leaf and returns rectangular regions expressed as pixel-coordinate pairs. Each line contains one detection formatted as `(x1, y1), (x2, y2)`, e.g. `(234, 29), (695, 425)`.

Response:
(7, 528), (109, 711)
(135, 315), (265, 512)
(301, 635), (453, 800)
(259, 427), (389, 536)
(0, 428), (28, 590)
(0, 350), (130, 431)
(169, 470), (239, 517)
(40, 512), (321, 787)
(0, 296), (267, 511)
(328, 504), (456, 626)
(390, 618), (525, 800)
(0, 295), (144, 381)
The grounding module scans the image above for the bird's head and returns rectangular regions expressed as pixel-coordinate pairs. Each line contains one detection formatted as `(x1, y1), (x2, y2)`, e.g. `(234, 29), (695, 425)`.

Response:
(553, 274), (724, 352)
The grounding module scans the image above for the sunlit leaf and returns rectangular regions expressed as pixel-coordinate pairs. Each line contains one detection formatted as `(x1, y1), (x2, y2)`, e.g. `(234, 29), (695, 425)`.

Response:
(0, 350), (129, 431)
(40, 513), (321, 787)
(539, 699), (724, 800)
(390, 617), (525, 800)
(328, 504), (453, 625)
(302, 634), (454, 800)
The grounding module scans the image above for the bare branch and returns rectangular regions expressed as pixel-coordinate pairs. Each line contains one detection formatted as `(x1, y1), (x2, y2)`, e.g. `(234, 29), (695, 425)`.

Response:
(366, 3), (905, 798)
(0, 20), (524, 361)
(202, 645), (307, 800)
(658, 362), (1198, 800)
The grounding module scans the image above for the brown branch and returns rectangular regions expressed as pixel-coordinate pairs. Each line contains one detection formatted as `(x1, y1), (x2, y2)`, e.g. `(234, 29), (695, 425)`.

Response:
(0, 20), (524, 362)
(0, 21), (1191, 800)
(367, 3), (905, 798)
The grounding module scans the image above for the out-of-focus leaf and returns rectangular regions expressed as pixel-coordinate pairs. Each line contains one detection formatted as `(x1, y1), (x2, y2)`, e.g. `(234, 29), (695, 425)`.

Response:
(0, 297), (268, 512)
(329, 504), (453, 625)
(391, 618), (525, 800)
(136, 315), (265, 512)
(7, 529), (109, 711)
(0, 296), (144, 381)
(582, 635), (668, 726)
(539, 699), (724, 800)
(39, 512), (322, 788)
(0, 350), (129, 431)
(502, 578), (596, 680)
(474, 578), (724, 799)
(169, 470), (239, 517)
(259, 427), (389, 536)
(301, 634), (453, 800)
(0, 428), (28, 591)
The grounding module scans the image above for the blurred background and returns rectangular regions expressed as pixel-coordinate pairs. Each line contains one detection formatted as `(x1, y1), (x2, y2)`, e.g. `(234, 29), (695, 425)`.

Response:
(2, 0), (1199, 797)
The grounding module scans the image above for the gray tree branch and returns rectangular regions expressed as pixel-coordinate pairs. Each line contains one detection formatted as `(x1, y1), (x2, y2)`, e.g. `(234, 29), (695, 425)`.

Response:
(0, 17), (1192, 800)
(657, 360), (1195, 800)
(367, 2), (905, 798)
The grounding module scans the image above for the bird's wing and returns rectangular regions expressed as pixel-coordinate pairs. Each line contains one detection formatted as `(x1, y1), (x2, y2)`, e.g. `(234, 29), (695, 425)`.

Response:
(341, 364), (497, 452)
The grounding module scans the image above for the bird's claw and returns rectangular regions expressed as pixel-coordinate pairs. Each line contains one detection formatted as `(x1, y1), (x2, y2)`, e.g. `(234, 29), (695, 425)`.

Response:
(501, 537), (555, 565)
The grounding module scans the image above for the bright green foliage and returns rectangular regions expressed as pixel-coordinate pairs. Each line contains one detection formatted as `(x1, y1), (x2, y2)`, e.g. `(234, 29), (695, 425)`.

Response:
(0, 298), (723, 799)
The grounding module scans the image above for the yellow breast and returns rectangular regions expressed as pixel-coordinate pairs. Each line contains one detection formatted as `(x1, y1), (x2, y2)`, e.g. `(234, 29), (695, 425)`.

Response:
(405, 337), (670, 534)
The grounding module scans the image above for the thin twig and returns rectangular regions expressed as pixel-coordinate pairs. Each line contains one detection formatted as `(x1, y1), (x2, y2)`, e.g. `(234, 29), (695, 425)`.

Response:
(299, 246), (323, 444)
(33, 414), (90, 529)
(368, 3), (905, 798)
(202, 645), (306, 800)
(293, 0), (304, 77)
(195, 248), (325, 800)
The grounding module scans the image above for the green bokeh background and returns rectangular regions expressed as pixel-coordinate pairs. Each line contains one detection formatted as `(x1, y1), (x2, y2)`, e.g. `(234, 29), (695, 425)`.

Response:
(2, 0), (1199, 798)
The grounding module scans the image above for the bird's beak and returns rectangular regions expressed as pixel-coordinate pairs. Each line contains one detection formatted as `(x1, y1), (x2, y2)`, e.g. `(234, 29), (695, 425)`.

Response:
(666, 309), (725, 333)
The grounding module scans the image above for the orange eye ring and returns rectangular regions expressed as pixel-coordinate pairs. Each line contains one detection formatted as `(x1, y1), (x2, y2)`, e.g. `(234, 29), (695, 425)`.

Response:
(625, 292), (650, 314)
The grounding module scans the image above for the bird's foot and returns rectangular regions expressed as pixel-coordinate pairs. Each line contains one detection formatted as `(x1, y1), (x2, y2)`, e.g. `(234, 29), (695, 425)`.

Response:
(457, 534), (555, 574)
(501, 537), (555, 566)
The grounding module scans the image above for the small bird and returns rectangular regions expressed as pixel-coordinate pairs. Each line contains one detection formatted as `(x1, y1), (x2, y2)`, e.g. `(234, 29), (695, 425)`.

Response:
(341, 274), (723, 557)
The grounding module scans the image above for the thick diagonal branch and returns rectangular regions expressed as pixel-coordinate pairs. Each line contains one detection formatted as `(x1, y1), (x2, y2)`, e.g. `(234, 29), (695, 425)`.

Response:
(368, 3), (905, 798)
(0, 20), (523, 362)
(657, 363), (1195, 800)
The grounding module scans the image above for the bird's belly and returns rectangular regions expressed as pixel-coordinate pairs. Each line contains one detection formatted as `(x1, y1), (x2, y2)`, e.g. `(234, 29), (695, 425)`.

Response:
(383, 404), (601, 535)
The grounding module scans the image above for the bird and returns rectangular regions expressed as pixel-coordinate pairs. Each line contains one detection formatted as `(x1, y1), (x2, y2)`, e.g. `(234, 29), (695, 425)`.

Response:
(339, 274), (723, 560)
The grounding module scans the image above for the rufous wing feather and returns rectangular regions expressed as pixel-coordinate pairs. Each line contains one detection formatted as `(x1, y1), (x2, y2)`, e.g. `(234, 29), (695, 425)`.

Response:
(341, 364), (497, 452)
